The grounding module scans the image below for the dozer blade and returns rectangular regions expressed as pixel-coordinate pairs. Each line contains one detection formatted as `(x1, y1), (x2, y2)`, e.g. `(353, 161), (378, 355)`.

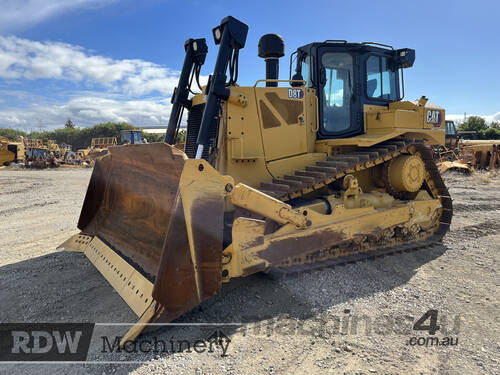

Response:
(58, 143), (232, 344)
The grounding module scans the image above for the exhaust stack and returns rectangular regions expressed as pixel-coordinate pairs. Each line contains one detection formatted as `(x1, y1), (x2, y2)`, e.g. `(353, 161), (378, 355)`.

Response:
(258, 34), (284, 87)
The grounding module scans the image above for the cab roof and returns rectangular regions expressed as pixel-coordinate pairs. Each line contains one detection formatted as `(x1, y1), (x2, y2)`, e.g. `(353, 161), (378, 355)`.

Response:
(297, 41), (397, 55)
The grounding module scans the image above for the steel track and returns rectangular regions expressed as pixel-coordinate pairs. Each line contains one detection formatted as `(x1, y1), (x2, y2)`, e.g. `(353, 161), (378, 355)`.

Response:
(256, 139), (452, 277)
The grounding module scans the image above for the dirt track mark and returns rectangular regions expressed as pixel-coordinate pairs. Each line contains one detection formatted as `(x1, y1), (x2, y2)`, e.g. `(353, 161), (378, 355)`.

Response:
(451, 221), (500, 240)
(0, 200), (60, 216)
(453, 203), (500, 212)
(0, 184), (45, 195)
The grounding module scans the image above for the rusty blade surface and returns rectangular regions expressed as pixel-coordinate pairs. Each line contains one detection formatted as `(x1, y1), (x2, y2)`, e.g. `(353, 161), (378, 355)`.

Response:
(153, 160), (228, 312)
(78, 143), (187, 277)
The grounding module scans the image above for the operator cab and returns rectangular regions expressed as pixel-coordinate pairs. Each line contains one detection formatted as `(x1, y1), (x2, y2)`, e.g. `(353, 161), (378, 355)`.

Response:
(291, 41), (415, 139)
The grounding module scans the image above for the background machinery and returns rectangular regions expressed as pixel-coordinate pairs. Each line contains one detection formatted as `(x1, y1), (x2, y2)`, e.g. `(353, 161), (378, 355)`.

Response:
(0, 136), (25, 166)
(436, 120), (472, 174)
(0, 137), (13, 165)
(76, 132), (144, 161)
(120, 129), (144, 144)
(76, 137), (118, 160)
(445, 120), (459, 149)
(458, 139), (500, 169)
(437, 120), (499, 173)
(59, 16), (452, 345)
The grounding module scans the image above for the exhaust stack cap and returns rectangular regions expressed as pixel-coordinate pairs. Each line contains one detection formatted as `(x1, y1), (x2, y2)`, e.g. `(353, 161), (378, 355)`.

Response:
(258, 34), (285, 59)
(258, 34), (285, 87)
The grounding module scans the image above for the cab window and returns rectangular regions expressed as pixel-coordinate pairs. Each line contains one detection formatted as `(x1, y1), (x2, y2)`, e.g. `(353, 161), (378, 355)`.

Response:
(366, 55), (397, 101)
(321, 52), (353, 133)
(300, 55), (312, 87)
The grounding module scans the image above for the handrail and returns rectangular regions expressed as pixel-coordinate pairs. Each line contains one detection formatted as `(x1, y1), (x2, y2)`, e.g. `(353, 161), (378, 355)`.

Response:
(289, 50), (298, 80)
(312, 95), (319, 132)
(253, 79), (306, 87)
(361, 41), (394, 50)
(323, 39), (347, 44)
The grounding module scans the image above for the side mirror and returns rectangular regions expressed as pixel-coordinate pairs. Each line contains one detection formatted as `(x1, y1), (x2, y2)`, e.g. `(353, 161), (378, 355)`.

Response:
(395, 48), (415, 69)
(291, 72), (304, 87)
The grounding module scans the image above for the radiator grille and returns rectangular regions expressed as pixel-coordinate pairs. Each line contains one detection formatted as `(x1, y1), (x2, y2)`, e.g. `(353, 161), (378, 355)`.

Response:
(185, 104), (206, 159)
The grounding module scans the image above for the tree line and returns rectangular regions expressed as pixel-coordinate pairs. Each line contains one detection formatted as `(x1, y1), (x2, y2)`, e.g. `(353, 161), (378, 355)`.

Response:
(2, 116), (497, 149)
(456, 116), (500, 139)
(0, 121), (186, 150)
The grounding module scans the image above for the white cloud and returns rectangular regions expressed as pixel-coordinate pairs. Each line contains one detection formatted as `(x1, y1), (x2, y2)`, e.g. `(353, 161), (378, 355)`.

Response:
(446, 112), (500, 124)
(0, 35), (184, 96)
(0, 95), (173, 129)
(0, 0), (117, 32)
(0, 35), (209, 130)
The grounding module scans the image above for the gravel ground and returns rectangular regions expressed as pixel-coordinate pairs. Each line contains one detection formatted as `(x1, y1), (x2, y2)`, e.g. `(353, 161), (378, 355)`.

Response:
(0, 167), (498, 375)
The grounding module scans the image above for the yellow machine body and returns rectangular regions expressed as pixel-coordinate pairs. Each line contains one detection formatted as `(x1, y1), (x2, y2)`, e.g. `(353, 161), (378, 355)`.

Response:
(0, 137), (14, 166)
(208, 87), (445, 188)
(60, 85), (450, 344)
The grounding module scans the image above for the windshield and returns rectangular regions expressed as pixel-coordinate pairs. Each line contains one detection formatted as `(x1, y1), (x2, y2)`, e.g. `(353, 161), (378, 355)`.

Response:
(366, 55), (398, 100)
(321, 52), (353, 133)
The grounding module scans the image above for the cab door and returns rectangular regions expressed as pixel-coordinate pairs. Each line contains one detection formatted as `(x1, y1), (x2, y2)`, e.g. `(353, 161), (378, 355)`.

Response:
(317, 49), (363, 138)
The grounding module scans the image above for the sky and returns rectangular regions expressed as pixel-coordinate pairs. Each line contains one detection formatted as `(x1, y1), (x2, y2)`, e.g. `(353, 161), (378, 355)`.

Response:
(0, 0), (499, 131)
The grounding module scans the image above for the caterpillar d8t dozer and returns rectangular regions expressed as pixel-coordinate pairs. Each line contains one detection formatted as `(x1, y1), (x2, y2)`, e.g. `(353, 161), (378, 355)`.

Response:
(59, 16), (452, 344)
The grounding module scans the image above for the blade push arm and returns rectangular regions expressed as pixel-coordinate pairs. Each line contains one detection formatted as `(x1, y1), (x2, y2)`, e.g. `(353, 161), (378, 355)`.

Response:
(195, 16), (248, 158)
(230, 184), (310, 229)
(165, 38), (208, 144)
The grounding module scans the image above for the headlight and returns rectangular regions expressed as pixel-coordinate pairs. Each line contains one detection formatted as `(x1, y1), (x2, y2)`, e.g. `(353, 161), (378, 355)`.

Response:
(213, 27), (222, 43)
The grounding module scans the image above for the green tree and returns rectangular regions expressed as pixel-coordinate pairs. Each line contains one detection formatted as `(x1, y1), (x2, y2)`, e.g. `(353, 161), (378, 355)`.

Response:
(481, 127), (500, 140)
(64, 118), (75, 128)
(0, 128), (27, 140)
(142, 132), (164, 143)
(490, 121), (500, 130)
(142, 129), (185, 143)
(177, 129), (186, 142)
(458, 116), (488, 133)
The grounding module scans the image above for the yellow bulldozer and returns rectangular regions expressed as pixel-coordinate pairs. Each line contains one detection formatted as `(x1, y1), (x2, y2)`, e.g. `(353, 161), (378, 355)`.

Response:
(59, 16), (452, 345)
(0, 136), (25, 166)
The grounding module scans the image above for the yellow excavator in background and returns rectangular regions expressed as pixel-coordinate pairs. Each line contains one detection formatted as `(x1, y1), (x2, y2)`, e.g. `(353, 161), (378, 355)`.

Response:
(59, 16), (452, 345)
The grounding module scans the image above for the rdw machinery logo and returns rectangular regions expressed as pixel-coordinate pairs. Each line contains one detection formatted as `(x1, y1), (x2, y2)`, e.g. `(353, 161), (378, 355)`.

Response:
(0, 323), (94, 361)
